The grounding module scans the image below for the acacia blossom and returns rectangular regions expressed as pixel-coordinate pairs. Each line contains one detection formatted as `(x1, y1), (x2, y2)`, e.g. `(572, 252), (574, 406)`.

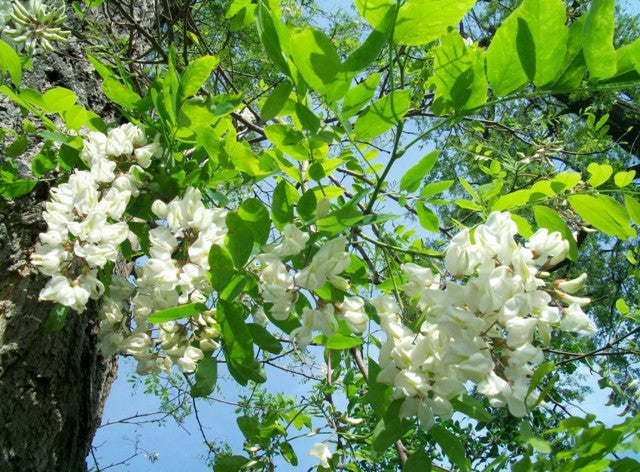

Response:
(376, 212), (597, 429)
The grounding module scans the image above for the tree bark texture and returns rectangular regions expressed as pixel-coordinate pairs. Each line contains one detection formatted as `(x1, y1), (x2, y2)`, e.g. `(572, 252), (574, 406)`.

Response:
(0, 1), (156, 470)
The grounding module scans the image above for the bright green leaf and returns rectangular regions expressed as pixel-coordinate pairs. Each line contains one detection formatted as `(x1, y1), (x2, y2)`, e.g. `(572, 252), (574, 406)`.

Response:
(178, 55), (219, 103)
(400, 150), (438, 192)
(354, 89), (411, 140)
(416, 203), (440, 232)
(148, 303), (208, 323)
(587, 162), (613, 187)
(261, 81), (293, 121)
(42, 304), (69, 333)
(394, 0), (477, 46)
(614, 170), (635, 188)
(342, 73), (380, 119)
(583, 0), (617, 81)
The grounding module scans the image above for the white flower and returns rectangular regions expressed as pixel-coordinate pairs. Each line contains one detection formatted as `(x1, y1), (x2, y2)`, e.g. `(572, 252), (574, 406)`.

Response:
(176, 346), (204, 373)
(309, 443), (332, 469)
(339, 296), (369, 333)
(267, 224), (309, 257)
(555, 273), (588, 294)
(560, 304), (597, 335)
(527, 228), (569, 267)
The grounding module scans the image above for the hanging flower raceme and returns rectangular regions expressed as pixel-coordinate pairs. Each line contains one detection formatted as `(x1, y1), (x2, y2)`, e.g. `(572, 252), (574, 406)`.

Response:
(32, 123), (162, 313)
(376, 211), (597, 429)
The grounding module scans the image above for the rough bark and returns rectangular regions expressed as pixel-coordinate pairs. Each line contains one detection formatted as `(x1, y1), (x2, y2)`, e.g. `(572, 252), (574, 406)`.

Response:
(0, 1), (157, 470)
(0, 194), (118, 472)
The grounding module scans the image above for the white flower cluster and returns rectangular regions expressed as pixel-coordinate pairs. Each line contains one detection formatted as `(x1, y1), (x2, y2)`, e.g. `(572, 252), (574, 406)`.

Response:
(32, 123), (161, 312)
(376, 212), (596, 429)
(117, 188), (228, 374)
(254, 229), (369, 347)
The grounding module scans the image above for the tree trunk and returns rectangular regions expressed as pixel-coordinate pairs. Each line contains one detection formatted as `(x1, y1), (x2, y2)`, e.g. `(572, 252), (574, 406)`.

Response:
(0, 194), (118, 472)
(0, 1), (157, 470)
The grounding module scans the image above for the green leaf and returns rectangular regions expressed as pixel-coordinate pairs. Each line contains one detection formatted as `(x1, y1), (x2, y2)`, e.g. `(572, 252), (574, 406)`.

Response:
(191, 357), (218, 397)
(41, 87), (78, 113)
(261, 81), (293, 121)
(416, 203), (440, 232)
(450, 394), (492, 423)
(316, 201), (363, 235)
(279, 442), (298, 466)
(265, 124), (313, 161)
(431, 30), (487, 113)
(238, 198), (271, 246)
(421, 180), (454, 197)
(320, 333), (363, 349)
(4, 135), (28, 157)
(394, 0), (477, 46)
(32, 151), (57, 176)
(247, 323), (282, 354)
(178, 55), (219, 103)
(0, 179), (37, 199)
(208, 244), (235, 293)
(533, 205), (579, 261)
(148, 303), (208, 323)
(403, 450), (431, 472)
(355, 0), (393, 30)
(225, 212), (255, 268)
(587, 162), (613, 187)
(214, 454), (250, 472)
(218, 300), (264, 386)
(271, 179), (297, 230)
(256, 2), (291, 76)
(297, 189), (317, 222)
(344, 8), (393, 73)
(295, 102), (320, 133)
(430, 425), (470, 471)
(342, 73), (381, 119)
(42, 304), (69, 333)
(289, 27), (349, 102)
(400, 151), (438, 192)
(0, 40), (22, 87)
(487, 0), (567, 95)
(525, 362), (555, 406)
(624, 195), (640, 225)
(613, 170), (635, 188)
(354, 89), (411, 140)
(583, 0), (617, 81)
(551, 14), (588, 90)
(371, 399), (411, 455)
(102, 78), (142, 110)
(568, 194), (636, 239)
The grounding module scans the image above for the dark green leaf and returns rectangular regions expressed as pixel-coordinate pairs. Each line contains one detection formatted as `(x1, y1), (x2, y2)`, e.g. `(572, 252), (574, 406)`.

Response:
(261, 81), (292, 121)
(279, 442), (298, 466)
(226, 212), (255, 268)
(450, 394), (492, 423)
(403, 450), (431, 472)
(297, 189), (317, 221)
(256, 2), (291, 76)
(430, 425), (470, 471)
(371, 399), (411, 455)
(208, 244), (235, 293)
(247, 323), (282, 354)
(271, 179), (297, 230)
(191, 357), (218, 397)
